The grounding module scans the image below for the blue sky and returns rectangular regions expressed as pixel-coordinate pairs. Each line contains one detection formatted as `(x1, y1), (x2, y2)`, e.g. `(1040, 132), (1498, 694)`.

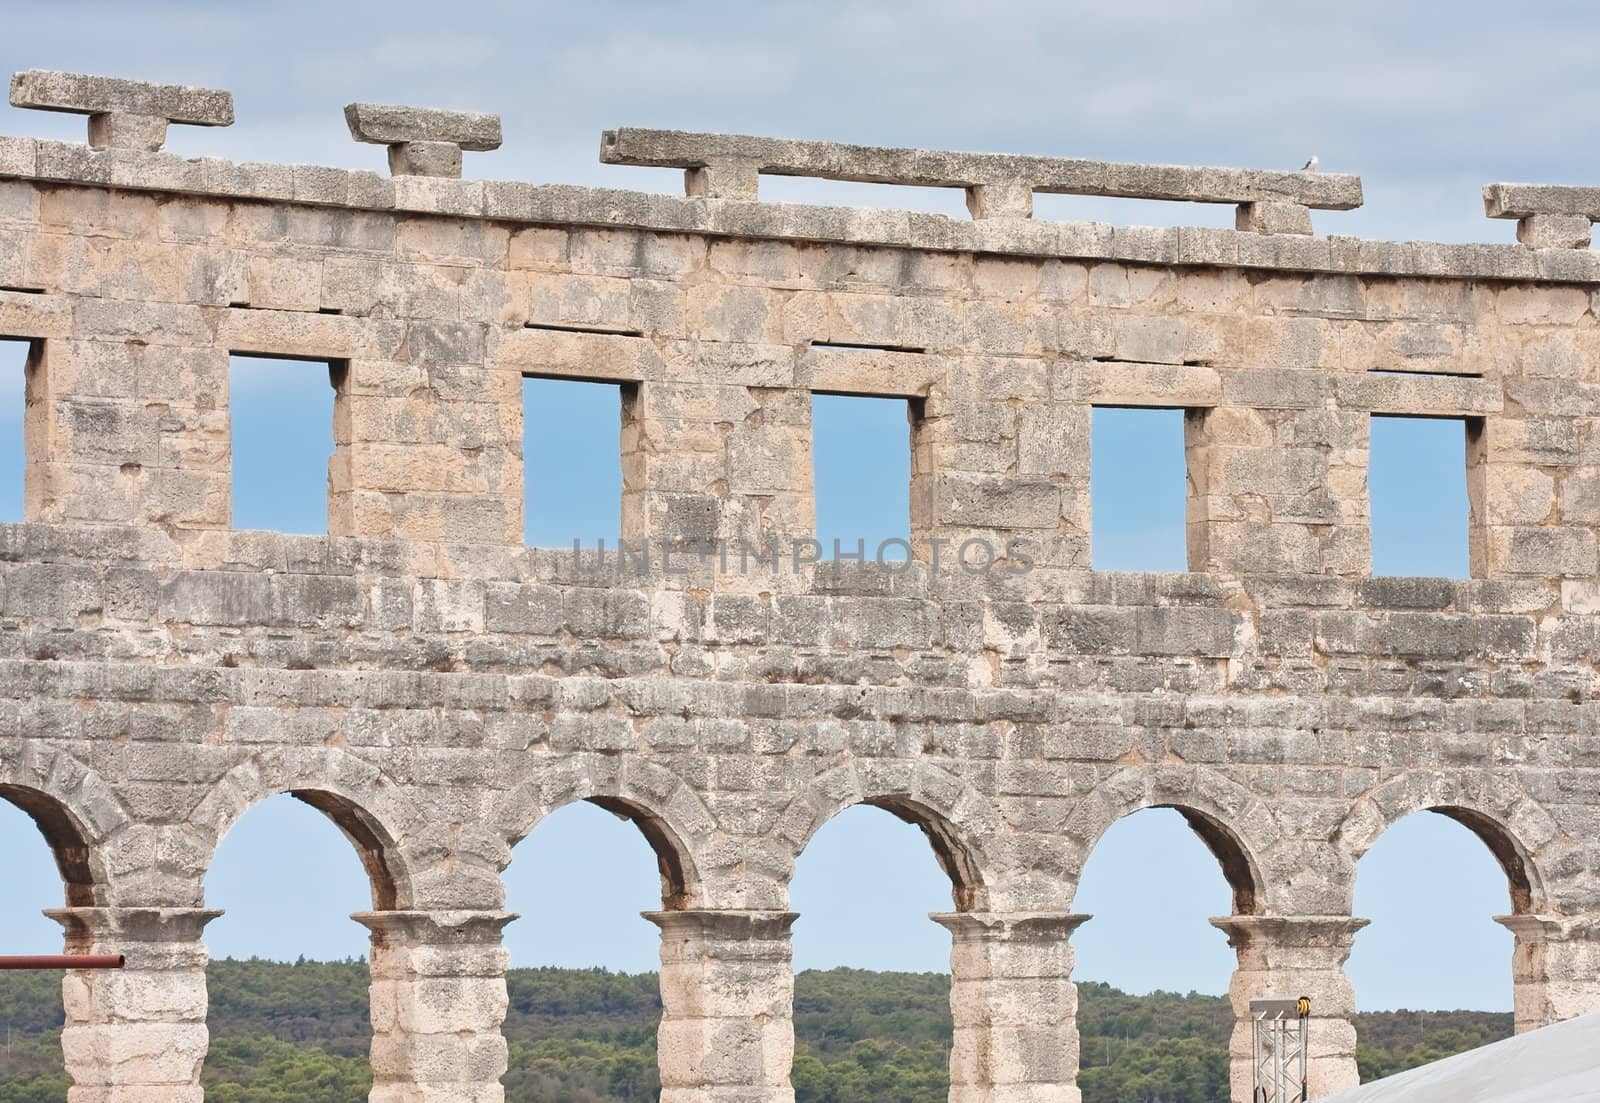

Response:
(0, 0), (1561, 1009)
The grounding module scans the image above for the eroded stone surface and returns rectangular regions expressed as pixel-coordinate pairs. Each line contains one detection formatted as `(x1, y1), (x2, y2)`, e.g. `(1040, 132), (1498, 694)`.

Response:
(1, 72), (1599, 1103)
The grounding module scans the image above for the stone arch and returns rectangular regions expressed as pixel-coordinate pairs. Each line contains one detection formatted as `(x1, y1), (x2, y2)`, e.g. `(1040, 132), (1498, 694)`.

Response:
(1065, 764), (1276, 915)
(777, 760), (999, 912)
(1333, 770), (1552, 914)
(494, 753), (713, 911)
(0, 744), (127, 908)
(190, 747), (421, 911)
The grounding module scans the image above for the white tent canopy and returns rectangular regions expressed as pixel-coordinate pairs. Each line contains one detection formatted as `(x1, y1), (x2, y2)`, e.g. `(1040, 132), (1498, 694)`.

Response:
(1320, 1012), (1600, 1103)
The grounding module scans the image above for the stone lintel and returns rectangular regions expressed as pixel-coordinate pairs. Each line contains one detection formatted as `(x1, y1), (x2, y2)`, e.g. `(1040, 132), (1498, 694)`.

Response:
(10, 69), (233, 152)
(345, 103), (502, 179)
(1485, 182), (1600, 221)
(344, 103), (503, 150)
(601, 126), (1363, 212)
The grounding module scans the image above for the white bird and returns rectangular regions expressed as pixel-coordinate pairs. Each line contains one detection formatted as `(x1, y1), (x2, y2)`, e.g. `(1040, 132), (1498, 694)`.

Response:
(1301, 155), (1320, 172)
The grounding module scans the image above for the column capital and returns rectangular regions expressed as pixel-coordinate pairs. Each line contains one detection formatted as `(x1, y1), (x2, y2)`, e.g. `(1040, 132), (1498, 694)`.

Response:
(643, 908), (798, 941)
(352, 908), (516, 946)
(46, 906), (222, 946)
(1495, 912), (1600, 943)
(930, 911), (1093, 943)
(1210, 914), (1370, 950)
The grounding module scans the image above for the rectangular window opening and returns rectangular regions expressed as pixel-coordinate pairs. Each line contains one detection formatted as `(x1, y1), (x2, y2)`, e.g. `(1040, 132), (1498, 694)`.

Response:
(229, 354), (338, 535)
(523, 375), (627, 549)
(1091, 406), (1189, 572)
(812, 393), (912, 564)
(1369, 414), (1473, 579)
(0, 337), (31, 522)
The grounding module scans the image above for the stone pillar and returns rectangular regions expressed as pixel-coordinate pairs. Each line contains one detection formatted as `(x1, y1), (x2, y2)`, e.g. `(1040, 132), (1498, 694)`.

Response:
(46, 906), (220, 1103)
(913, 395), (1087, 571)
(932, 912), (1091, 1103)
(1495, 913), (1600, 1033)
(1186, 403), (1370, 577)
(26, 338), (231, 531)
(623, 382), (814, 559)
(1210, 916), (1369, 1102)
(355, 910), (514, 1103)
(645, 909), (798, 1103)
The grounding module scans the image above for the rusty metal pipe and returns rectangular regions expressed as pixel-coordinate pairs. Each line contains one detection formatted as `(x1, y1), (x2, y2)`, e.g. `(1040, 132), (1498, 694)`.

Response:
(0, 954), (124, 970)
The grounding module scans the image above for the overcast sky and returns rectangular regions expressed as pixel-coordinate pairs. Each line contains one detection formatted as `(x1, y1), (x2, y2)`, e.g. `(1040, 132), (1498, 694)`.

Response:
(3, 1), (1599, 243)
(0, 0), (1549, 1016)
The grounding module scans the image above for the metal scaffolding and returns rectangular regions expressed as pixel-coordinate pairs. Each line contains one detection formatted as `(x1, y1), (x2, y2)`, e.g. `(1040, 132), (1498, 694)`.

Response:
(1251, 995), (1311, 1103)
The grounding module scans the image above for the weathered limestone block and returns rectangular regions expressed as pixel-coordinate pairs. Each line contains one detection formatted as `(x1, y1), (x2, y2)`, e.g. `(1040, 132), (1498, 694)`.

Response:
(933, 912), (1091, 1103)
(9, 70), (233, 152)
(1517, 214), (1593, 250)
(357, 910), (514, 1103)
(685, 159), (761, 200)
(966, 183), (1034, 220)
(1210, 916), (1368, 1100)
(1236, 199), (1313, 236)
(48, 906), (220, 1103)
(647, 910), (797, 1103)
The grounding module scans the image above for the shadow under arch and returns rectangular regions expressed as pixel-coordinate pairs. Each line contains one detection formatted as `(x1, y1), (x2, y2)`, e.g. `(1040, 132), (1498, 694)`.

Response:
(193, 751), (422, 913)
(284, 789), (404, 912)
(1066, 767), (1274, 917)
(851, 794), (985, 913)
(498, 757), (712, 912)
(581, 794), (697, 912)
(0, 783), (104, 908)
(1335, 776), (1549, 915)
(781, 761), (998, 913)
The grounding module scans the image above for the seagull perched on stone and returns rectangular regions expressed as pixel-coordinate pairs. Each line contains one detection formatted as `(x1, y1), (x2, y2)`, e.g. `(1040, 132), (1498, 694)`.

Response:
(1301, 155), (1319, 172)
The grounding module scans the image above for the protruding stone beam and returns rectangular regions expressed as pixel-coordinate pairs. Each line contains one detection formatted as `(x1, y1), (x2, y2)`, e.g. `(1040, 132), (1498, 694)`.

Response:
(599, 127), (1362, 232)
(1484, 183), (1600, 249)
(9, 69), (233, 152)
(345, 102), (502, 178)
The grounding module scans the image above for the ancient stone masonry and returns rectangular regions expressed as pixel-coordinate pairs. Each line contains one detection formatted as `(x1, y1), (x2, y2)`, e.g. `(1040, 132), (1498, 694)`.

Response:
(0, 68), (1598, 1103)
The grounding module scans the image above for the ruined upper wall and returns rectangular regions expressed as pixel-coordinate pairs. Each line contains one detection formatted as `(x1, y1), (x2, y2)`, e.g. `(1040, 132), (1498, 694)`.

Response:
(2, 70), (1600, 585)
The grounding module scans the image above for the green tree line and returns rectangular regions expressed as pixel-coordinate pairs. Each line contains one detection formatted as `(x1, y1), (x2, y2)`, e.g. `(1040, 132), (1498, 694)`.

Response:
(0, 961), (1510, 1102)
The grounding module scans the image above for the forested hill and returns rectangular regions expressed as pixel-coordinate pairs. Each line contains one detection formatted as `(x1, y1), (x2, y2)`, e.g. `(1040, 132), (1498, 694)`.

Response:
(0, 961), (1510, 1103)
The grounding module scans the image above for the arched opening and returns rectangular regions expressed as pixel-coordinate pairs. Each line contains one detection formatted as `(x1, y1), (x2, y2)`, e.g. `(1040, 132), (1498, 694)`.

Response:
(501, 797), (694, 1103)
(1070, 805), (1260, 1103)
(788, 800), (977, 1103)
(1347, 807), (1522, 1080)
(202, 790), (400, 1100)
(0, 786), (99, 1097)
